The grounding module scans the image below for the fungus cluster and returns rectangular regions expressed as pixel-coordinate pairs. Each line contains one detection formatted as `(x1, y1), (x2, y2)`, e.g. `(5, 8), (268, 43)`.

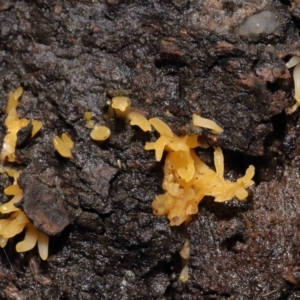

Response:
(108, 97), (255, 226)
(179, 240), (190, 282)
(145, 116), (254, 226)
(0, 88), (255, 261)
(0, 88), (48, 260)
(109, 96), (151, 132)
(1, 87), (42, 162)
(84, 110), (111, 141)
(286, 56), (300, 112)
(53, 133), (74, 158)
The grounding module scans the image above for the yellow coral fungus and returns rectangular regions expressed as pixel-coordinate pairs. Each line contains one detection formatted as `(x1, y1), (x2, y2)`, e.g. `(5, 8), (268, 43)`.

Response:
(85, 120), (96, 129)
(31, 120), (43, 137)
(0, 88), (50, 260)
(90, 125), (111, 141)
(108, 96), (151, 132)
(53, 133), (74, 158)
(146, 117), (254, 226)
(286, 56), (300, 112)
(5, 87), (23, 114)
(84, 111), (93, 121)
(84, 112), (96, 129)
(0, 169), (49, 260)
(127, 111), (151, 132)
(192, 113), (223, 134)
(111, 96), (131, 118)
(1, 87), (43, 162)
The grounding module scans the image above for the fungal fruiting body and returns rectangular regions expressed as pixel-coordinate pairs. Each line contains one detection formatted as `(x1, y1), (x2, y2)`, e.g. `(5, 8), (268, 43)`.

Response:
(83, 111), (111, 141)
(0, 88), (49, 260)
(84, 111), (95, 129)
(0, 168), (49, 260)
(192, 114), (223, 134)
(286, 56), (300, 112)
(90, 125), (111, 141)
(87, 95), (152, 141)
(1, 87), (43, 162)
(109, 96), (151, 132)
(145, 115), (255, 226)
(31, 120), (43, 137)
(110, 96), (131, 118)
(53, 133), (74, 158)
(179, 240), (190, 282)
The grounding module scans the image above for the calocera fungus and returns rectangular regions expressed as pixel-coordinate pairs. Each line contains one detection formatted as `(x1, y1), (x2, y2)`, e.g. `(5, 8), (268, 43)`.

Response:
(179, 240), (190, 282)
(127, 111), (151, 132)
(192, 113), (223, 134)
(108, 96), (151, 132)
(0, 168), (49, 260)
(31, 120), (43, 137)
(110, 96), (131, 118)
(84, 111), (93, 121)
(84, 111), (111, 141)
(1, 87), (43, 162)
(90, 124), (111, 141)
(0, 88), (49, 260)
(84, 111), (95, 129)
(286, 56), (300, 112)
(145, 116), (254, 226)
(53, 133), (74, 158)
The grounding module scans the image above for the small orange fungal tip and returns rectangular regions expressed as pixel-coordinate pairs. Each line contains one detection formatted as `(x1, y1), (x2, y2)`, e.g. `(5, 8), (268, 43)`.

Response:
(31, 120), (43, 137)
(37, 231), (49, 260)
(16, 223), (38, 252)
(179, 240), (190, 260)
(127, 112), (151, 132)
(90, 125), (111, 141)
(179, 265), (189, 282)
(149, 118), (173, 137)
(84, 112), (96, 128)
(53, 134), (74, 158)
(61, 133), (74, 149)
(0, 194), (23, 213)
(4, 184), (23, 196)
(6, 87), (23, 114)
(286, 56), (300, 69)
(111, 96), (131, 118)
(3, 168), (21, 183)
(84, 111), (93, 121)
(0, 236), (8, 248)
(192, 114), (223, 134)
(85, 120), (95, 129)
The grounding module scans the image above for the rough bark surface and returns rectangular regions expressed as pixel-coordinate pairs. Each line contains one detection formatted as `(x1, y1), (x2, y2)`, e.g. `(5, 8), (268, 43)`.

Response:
(0, 0), (300, 299)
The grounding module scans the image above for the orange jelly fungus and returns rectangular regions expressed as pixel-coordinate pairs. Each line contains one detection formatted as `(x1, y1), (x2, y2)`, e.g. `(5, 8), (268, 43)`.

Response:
(84, 111), (93, 121)
(53, 133), (74, 158)
(90, 124), (111, 141)
(0, 168), (49, 260)
(84, 111), (96, 129)
(31, 120), (43, 137)
(145, 117), (255, 226)
(1, 87), (43, 162)
(192, 113), (223, 134)
(127, 111), (151, 132)
(111, 96), (131, 118)
(108, 96), (151, 132)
